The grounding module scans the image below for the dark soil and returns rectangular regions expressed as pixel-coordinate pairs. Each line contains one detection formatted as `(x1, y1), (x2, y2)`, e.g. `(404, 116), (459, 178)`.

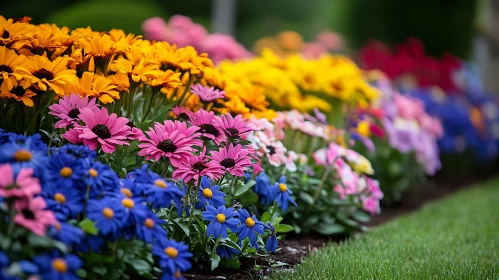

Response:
(184, 171), (496, 280)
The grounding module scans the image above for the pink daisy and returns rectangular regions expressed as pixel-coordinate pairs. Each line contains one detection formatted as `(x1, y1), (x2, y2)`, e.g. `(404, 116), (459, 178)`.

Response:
(190, 84), (226, 102)
(0, 164), (41, 199)
(210, 144), (254, 177)
(362, 196), (380, 216)
(77, 107), (132, 153)
(138, 120), (202, 167)
(171, 147), (224, 184)
(48, 94), (98, 129)
(215, 113), (253, 140)
(62, 127), (83, 144)
(171, 106), (191, 120)
(126, 121), (145, 140)
(188, 109), (226, 144)
(14, 197), (56, 236)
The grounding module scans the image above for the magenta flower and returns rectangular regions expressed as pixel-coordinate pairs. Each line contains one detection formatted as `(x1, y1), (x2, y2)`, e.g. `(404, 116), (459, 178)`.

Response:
(215, 114), (253, 140)
(171, 148), (224, 184)
(211, 144), (254, 177)
(126, 122), (144, 140)
(138, 120), (202, 167)
(190, 84), (226, 102)
(362, 196), (380, 216)
(0, 164), (41, 199)
(48, 94), (98, 129)
(171, 106), (191, 120)
(77, 107), (132, 153)
(14, 197), (56, 236)
(62, 128), (83, 144)
(188, 109), (226, 144)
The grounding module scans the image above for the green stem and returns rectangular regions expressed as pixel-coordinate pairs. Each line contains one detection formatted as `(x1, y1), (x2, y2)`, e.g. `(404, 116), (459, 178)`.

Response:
(211, 236), (222, 257)
(6, 201), (15, 236)
(312, 160), (336, 203)
(141, 91), (156, 122)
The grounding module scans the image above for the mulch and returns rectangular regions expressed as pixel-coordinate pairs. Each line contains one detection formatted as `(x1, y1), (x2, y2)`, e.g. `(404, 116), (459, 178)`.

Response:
(184, 169), (496, 280)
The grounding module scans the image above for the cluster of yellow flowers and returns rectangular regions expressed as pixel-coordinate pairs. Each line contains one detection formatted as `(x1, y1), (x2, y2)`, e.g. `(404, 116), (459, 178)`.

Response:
(218, 49), (380, 113)
(0, 16), (274, 118)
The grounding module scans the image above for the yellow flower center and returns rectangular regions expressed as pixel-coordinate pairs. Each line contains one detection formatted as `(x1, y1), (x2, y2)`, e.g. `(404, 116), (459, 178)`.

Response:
(54, 193), (66, 203)
(60, 167), (72, 178)
(202, 188), (213, 198)
(121, 188), (133, 198)
(102, 207), (114, 218)
(51, 258), (67, 273)
(164, 247), (178, 258)
(216, 213), (226, 223)
(154, 179), (167, 188)
(88, 168), (98, 177)
(14, 150), (32, 161)
(121, 198), (134, 208)
(175, 269), (182, 278)
(144, 218), (154, 228)
(245, 217), (255, 228)
(279, 183), (287, 192)
(55, 222), (61, 231)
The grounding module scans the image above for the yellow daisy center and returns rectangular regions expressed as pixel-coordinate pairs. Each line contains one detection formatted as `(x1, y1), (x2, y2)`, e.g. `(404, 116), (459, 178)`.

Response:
(279, 183), (287, 192)
(154, 179), (167, 188)
(51, 258), (67, 273)
(54, 193), (66, 203)
(60, 167), (72, 178)
(216, 213), (226, 223)
(121, 188), (133, 197)
(164, 246), (178, 258)
(144, 218), (154, 228)
(88, 168), (98, 177)
(202, 188), (213, 198)
(14, 150), (32, 161)
(121, 198), (134, 208)
(245, 217), (255, 228)
(102, 207), (114, 218)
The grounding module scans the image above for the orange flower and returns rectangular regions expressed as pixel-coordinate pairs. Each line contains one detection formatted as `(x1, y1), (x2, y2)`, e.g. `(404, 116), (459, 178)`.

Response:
(73, 72), (120, 104)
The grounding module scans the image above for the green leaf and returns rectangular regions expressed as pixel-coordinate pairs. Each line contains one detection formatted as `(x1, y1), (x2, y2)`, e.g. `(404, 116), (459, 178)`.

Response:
(315, 224), (345, 235)
(352, 211), (371, 223)
(260, 212), (271, 223)
(223, 239), (242, 252)
(276, 224), (294, 233)
(92, 265), (107, 276)
(130, 259), (151, 274)
(211, 255), (221, 271)
(79, 219), (99, 235)
(235, 180), (256, 197)
(172, 218), (190, 237)
(299, 192), (314, 204)
(76, 269), (87, 278)
(220, 258), (241, 269)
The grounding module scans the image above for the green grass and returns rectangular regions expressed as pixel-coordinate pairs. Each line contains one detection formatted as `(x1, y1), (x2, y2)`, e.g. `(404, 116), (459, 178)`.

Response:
(271, 178), (499, 279)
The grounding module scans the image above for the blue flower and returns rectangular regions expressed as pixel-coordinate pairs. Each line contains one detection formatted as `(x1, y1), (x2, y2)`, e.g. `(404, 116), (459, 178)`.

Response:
(202, 205), (239, 238)
(50, 222), (84, 248)
(32, 251), (82, 280)
(265, 223), (278, 253)
(152, 238), (192, 274)
(0, 132), (47, 152)
(216, 243), (240, 259)
(46, 153), (85, 191)
(195, 176), (226, 209)
(82, 160), (120, 198)
(43, 184), (84, 220)
(161, 270), (184, 280)
(254, 172), (274, 205)
(75, 234), (104, 253)
(136, 211), (167, 243)
(130, 165), (184, 210)
(272, 176), (297, 211)
(237, 209), (265, 249)
(115, 194), (148, 225)
(19, 260), (39, 274)
(56, 144), (97, 160)
(86, 197), (127, 238)
(0, 138), (47, 178)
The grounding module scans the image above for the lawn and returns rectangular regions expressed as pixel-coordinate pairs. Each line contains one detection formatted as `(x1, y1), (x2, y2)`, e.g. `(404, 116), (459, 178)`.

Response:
(271, 178), (499, 279)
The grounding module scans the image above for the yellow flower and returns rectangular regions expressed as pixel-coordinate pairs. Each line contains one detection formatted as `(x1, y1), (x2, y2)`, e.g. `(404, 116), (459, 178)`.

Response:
(15, 55), (77, 96)
(357, 121), (371, 137)
(73, 72), (120, 104)
(277, 31), (303, 51)
(0, 46), (25, 89)
(0, 79), (35, 107)
(107, 73), (130, 92)
(220, 93), (250, 115)
(149, 70), (182, 89)
(110, 57), (162, 83)
(78, 33), (129, 59)
(19, 24), (71, 57)
(0, 16), (34, 50)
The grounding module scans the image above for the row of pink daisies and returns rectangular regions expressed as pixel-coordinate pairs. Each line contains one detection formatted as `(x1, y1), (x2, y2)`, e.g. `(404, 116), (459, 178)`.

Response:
(49, 94), (256, 184)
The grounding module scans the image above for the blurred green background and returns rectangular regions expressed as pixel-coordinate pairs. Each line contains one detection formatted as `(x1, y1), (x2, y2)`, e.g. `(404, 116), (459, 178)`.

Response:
(1, 0), (481, 58)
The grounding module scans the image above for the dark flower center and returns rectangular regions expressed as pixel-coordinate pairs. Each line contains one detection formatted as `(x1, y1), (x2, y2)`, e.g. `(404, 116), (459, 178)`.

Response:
(126, 121), (135, 128)
(157, 139), (177, 153)
(192, 161), (207, 172)
(22, 209), (35, 220)
(33, 68), (54, 81)
(268, 145), (276, 155)
(225, 127), (239, 137)
(200, 124), (219, 137)
(0, 65), (13, 73)
(92, 124), (112, 139)
(1, 31), (10, 39)
(178, 113), (188, 120)
(68, 108), (80, 119)
(11, 85), (25, 97)
(220, 158), (236, 169)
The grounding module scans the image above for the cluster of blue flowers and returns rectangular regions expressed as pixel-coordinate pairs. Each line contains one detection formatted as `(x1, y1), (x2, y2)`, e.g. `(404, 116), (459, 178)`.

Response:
(250, 172), (297, 210)
(0, 130), (191, 280)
